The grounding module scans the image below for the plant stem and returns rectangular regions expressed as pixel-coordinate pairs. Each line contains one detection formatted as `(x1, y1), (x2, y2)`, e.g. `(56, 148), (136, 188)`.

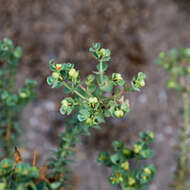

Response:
(132, 159), (139, 176)
(5, 121), (11, 157)
(62, 81), (87, 100)
(99, 61), (103, 84)
(4, 66), (15, 157)
(175, 78), (189, 190)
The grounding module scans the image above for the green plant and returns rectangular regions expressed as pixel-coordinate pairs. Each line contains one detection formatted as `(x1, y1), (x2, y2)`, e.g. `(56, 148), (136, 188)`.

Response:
(0, 38), (36, 158)
(97, 131), (155, 190)
(46, 42), (154, 189)
(156, 48), (190, 190)
(0, 148), (54, 190)
(0, 42), (154, 190)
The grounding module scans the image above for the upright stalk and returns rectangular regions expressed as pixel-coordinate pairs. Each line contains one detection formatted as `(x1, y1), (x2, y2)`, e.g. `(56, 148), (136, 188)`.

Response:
(0, 38), (36, 158)
(4, 67), (15, 157)
(99, 60), (103, 84)
(175, 78), (189, 190)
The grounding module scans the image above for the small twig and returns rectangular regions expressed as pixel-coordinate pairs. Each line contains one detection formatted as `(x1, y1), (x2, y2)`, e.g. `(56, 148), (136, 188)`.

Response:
(32, 151), (37, 166)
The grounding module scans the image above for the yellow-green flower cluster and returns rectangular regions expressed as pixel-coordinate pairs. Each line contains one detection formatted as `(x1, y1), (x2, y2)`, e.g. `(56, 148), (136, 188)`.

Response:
(131, 72), (146, 91)
(156, 48), (190, 91)
(112, 73), (125, 86)
(97, 131), (155, 190)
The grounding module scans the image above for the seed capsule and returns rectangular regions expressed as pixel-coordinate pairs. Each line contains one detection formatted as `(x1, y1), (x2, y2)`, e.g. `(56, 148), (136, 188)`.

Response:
(114, 110), (124, 118)
(52, 72), (60, 79)
(144, 168), (151, 175)
(69, 68), (78, 79)
(128, 177), (136, 186)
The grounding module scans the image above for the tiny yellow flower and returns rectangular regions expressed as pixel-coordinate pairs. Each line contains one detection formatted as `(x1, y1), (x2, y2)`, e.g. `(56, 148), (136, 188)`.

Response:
(121, 161), (129, 170)
(167, 81), (175, 88)
(89, 97), (98, 104)
(139, 80), (145, 87)
(144, 168), (151, 175)
(133, 144), (142, 153)
(19, 92), (27, 98)
(100, 48), (107, 57)
(141, 175), (147, 180)
(128, 177), (136, 186)
(187, 66), (190, 74)
(55, 64), (62, 71)
(148, 132), (154, 139)
(85, 118), (93, 126)
(114, 110), (124, 118)
(61, 99), (69, 108)
(118, 176), (123, 182)
(2, 163), (8, 168)
(99, 154), (104, 161)
(52, 72), (60, 79)
(110, 177), (116, 184)
(23, 170), (28, 175)
(69, 68), (79, 79)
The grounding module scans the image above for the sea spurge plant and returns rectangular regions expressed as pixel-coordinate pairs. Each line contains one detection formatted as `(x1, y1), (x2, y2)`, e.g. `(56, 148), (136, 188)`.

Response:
(0, 148), (55, 190)
(156, 48), (190, 190)
(0, 38), (36, 158)
(47, 42), (146, 131)
(156, 48), (190, 91)
(46, 42), (155, 189)
(97, 131), (155, 190)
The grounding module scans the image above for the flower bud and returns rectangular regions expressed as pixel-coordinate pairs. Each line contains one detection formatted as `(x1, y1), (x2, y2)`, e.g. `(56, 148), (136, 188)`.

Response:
(89, 97), (98, 104)
(167, 81), (176, 88)
(186, 66), (190, 74)
(52, 72), (60, 79)
(85, 117), (94, 126)
(122, 148), (131, 157)
(69, 68), (78, 79)
(133, 144), (142, 153)
(144, 168), (151, 175)
(121, 161), (129, 170)
(139, 80), (145, 87)
(118, 176), (123, 182)
(88, 97), (98, 107)
(98, 154), (104, 161)
(159, 52), (165, 58)
(19, 92), (27, 98)
(55, 64), (62, 71)
(141, 175), (147, 180)
(114, 73), (122, 80)
(99, 48), (106, 57)
(61, 99), (69, 108)
(112, 73), (124, 86)
(114, 110), (124, 118)
(128, 177), (136, 186)
(147, 131), (154, 139)
(110, 176), (116, 184)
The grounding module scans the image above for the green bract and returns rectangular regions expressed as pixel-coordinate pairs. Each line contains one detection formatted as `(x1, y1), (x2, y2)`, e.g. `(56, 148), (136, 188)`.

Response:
(0, 38), (36, 157)
(130, 72), (146, 91)
(112, 73), (125, 86)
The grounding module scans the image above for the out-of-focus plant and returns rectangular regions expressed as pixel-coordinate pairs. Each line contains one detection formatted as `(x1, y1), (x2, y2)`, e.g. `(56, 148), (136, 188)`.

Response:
(46, 42), (155, 189)
(0, 148), (54, 190)
(97, 131), (155, 190)
(156, 48), (190, 190)
(0, 38), (36, 158)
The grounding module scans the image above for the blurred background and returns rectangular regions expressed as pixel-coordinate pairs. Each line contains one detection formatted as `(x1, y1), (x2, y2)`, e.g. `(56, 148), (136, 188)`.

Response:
(0, 0), (190, 189)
